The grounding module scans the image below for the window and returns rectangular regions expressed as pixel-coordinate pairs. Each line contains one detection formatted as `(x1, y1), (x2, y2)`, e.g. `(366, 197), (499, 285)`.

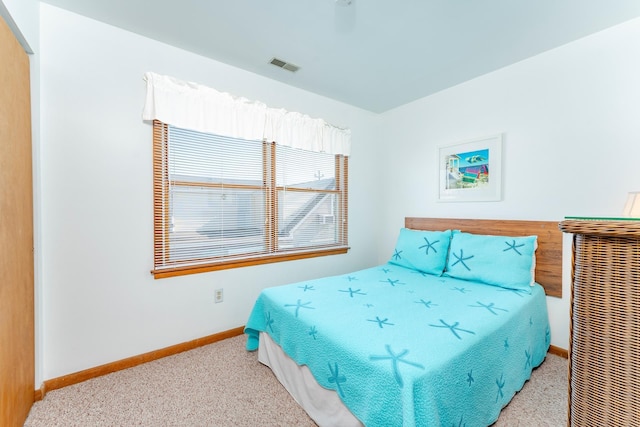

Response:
(153, 121), (348, 278)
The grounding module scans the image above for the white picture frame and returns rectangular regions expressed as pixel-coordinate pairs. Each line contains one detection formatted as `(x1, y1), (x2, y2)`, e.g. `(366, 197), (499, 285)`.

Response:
(438, 133), (503, 202)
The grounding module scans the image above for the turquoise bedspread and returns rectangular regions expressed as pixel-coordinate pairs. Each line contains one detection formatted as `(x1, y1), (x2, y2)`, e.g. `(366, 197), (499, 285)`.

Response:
(245, 263), (550, 427)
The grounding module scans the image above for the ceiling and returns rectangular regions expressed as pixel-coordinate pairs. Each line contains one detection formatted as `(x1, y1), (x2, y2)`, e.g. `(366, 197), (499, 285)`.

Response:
(40, 0), (640, 113)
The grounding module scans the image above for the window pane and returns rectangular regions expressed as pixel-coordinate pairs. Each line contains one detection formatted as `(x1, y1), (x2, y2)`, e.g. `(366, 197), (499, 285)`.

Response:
(276, 145), (336, 190)
(169, 126), (263, 185)
(154, 121), (348, 276)
(170, 186), (266, 261)
(278, 190), (338, 250)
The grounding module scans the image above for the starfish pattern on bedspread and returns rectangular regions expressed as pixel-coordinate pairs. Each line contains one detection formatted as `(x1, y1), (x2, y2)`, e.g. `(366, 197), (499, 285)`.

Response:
(495, 373), (505, 402)
(469, 301), (508, 315)
(367, 316), (394, 328)
(327, 362), (347, 397)
(499, 288), (530, 297)
(283, 299), (315, 318)
(298, 284), (315, 292)
(467, 370), (474, 386)
(392, 249), (403, 261)
(380, 278), (405, 287)
(415, 299), (438, 309)
(309, 326), (318, 340)
(503, 239), (525, 255)
(346, 276), (357, 282)
(429, 319), (476, 340)
(265, 312), (274, 332)
(525, 349), (532, 369)
(452, 287), (470, 294)
(339, 287), (367, 298)
(369, 345), (425, 387)
(504, 338), (509, 349)
(412, 270), (430, 277)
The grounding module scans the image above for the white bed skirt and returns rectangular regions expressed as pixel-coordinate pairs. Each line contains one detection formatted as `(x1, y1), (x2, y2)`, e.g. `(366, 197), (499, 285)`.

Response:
(258, 332), (363, 427)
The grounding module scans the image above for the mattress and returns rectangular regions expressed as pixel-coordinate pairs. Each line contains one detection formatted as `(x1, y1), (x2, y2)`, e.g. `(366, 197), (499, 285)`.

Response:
(245, 263), (550, 427)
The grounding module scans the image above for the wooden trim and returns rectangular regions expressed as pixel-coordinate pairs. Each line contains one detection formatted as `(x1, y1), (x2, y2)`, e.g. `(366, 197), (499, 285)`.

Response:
(344, 157), (349, 245)
(263, 141), (271, 253)
(153, 246), (349, 279)
(38, 326), (245, 399)
(270, 142), (278, 252)
(405, 217), (563, 298)
(33, 383), (46, 402)
(548, 344), (568, 359)
(153, 121), (170, 269)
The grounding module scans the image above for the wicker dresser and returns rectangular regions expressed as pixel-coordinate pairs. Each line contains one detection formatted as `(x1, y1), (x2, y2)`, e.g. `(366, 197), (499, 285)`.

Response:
(558, 219), (640, 426)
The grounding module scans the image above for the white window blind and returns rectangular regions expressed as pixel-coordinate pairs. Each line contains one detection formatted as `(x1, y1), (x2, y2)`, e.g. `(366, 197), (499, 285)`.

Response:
(153, 121), (348, 276)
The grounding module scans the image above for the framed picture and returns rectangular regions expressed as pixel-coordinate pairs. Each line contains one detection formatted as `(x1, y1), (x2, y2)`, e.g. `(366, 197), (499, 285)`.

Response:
(438, 133), (503, 202)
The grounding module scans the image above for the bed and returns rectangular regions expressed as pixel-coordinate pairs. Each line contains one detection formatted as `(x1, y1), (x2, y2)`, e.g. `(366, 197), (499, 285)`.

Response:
(245, 217), (562, 427)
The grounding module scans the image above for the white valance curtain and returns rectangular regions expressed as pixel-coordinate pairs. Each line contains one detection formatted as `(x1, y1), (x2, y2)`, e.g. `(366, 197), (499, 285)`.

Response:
(142, 72), (351, 155)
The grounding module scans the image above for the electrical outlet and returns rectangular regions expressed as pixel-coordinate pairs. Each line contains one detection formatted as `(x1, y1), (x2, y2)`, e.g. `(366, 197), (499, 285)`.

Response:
(215, 288), (224, 303)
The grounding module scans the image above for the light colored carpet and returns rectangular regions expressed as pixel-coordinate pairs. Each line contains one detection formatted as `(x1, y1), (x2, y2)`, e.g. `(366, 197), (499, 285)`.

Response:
(25, 335), (567, 426)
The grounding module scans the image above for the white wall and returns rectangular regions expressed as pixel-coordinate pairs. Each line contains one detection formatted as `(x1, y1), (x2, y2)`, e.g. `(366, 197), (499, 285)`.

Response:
(377, 17), (640, 350)
(39, 2), (640, 379)
(39, 4), (380, 380)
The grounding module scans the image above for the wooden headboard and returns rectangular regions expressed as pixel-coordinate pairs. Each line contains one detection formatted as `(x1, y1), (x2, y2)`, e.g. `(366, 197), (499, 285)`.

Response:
(405, 217), (563, 298)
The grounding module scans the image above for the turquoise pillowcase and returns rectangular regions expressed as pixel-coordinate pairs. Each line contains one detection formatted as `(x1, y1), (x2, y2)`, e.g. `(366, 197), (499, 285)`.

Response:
(444, 232), (537, 291)
(389, 228), (452, 276)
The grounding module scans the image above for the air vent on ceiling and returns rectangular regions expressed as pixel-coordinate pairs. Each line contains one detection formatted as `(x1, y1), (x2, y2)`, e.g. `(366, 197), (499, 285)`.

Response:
(270, 57), (300, 73)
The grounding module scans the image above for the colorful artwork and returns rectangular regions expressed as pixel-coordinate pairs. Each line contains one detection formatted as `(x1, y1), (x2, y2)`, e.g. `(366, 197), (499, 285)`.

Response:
(445, 148), (490, 190)
(438, 134), (502, 202)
